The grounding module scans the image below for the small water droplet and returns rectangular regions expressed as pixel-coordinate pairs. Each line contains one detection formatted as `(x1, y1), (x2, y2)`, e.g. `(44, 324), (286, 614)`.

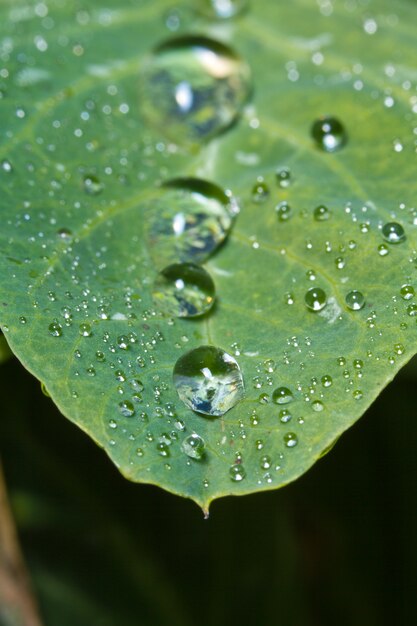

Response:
(157, 442), (170, 457)
(345, 290), (366, 311)
(400, 284), (415, 300)
(118, 400), (135, 417)
(304, 287), (327, 312)
(83, 174), (103, 195)
(276, 166), (291, 188)
(284, 432), (298, 448)
(313, 205), (331, 221)
(79, 322), (92, 337)
(153, 262), (215, 317)
(312, 400), (324, 412)
(48, 320), (63, 337)
(141, 35), (251, 144)
(321, 375), (332, 387)
(279, 409), (292, 423)
(272, 386), (293, 405)
(335, 257), (346, 270)
(252, 178), (270, 203)
(173, 345), (244, 416)
(275, 201), (292, 221)
(181, 433), (205, 459)
(311, 116), (347, 152)
(199, 0), (249, 19)
(377, 243), (389, 256)
(382, 222), (406, 244)
(229, 463), (246, 481)
(407, 304), (417, 317)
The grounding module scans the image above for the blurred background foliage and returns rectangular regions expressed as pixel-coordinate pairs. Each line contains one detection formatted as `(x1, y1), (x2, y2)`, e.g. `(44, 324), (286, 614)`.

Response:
(0, 354), (415, 626)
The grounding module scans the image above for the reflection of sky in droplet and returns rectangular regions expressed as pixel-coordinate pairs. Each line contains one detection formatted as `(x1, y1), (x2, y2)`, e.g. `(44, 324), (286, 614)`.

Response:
(173, 345), (245, 416)
(175, 81), (193, 112)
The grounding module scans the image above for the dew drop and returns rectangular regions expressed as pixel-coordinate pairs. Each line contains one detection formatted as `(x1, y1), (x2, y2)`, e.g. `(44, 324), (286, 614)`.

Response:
(400, 284), (415, 300)
(279, 409), (292, 423)
(272, 386), (293, 405)
(1, 159), (13, 173)
(382, 222), (406, 244)
(181, 433), (205, 459)
(229, 463), (246, 481)
(83, 174), (103, 195)
(311, 116), (347, 152)
(284, 432), (298, 448)
(275, 201), (292, 221)
(304, 287), (327, 312)
(148, 177), (237, 266)
(118, 400), (135, 417)
(312, 400), (324, 412)
(153, 262), (215, 317)
(276, 166), (291, 188)
(377, 243), (389, 256)
(321, 374), (332, 387)
(199, 0), (249, 19)
(173, 345), (244, 416)
(252, 178), (270, 203)
(335, 257), (346, 270)
(48, 320), (63, 337)
(79, 322), (92, 337)
(345, 290), (366, 311)
(313, 205), (331, 221)
(141, 35), (251, 143)
(407, 304), (417, 317)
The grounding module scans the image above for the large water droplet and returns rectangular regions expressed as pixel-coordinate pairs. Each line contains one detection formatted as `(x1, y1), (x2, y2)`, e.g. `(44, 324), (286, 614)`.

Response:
(382, 222), (406, 244)
(304, 287), (327, 312)
(345, 290), (366, 311)
(141, 35), (251, 144)
(311, 116), (347, 152)
(181, 433), (205, 459)
(313, 204), (331, 221)
(400, 284), (415, 300)
(147, 177), (238, 267)
(153, 263), (215, 317)
(173, 345), (244, 416)
(199, 0), (249, 19)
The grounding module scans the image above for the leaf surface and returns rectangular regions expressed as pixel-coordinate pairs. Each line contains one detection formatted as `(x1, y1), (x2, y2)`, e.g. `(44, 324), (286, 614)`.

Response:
(1, 0), (417, 509)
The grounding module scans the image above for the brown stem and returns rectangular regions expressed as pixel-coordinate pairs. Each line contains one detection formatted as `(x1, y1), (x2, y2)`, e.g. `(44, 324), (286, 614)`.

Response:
(0, 461), (44, 626)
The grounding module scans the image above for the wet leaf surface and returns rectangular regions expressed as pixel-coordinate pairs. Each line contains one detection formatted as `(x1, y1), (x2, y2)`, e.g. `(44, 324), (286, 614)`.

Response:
(1, 0), (417, 509)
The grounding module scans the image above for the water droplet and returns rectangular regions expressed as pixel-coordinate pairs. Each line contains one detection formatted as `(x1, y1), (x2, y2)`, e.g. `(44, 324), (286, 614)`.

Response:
(377, 243), (391, 259)
(118, 400), (135, 417)
(148, 177), (237, 266)
(260, 455), (271, 470)
(304, 287), (327, 312)
(279, 409), (292, 423)
(311, 116), (347, 152)
(284, 432), (298, 448)
(313, 205), (331, 221)
(48, 320), (63, 337)
(382, 222), (406, 244)
(275, 201), (292, 221)
(312, 400), (324, 412)
(276, 166), (291, 188)
(252, 178), (270, 203)
(229, 463), (246, 481)
(129, 378), (144, 392)
(272, 386), (293, 405)
(1, 159), (13, 173)
(141, 35), (251, 143)
(157, 442), (170, 457)
(321, 375), (332, 387)
(199, 0), (249, 19)
(181, 433), (205, 459)
(407, 304), (417, 317)
(83, 174), (103, 195)
(353, 390), (363, 400)
(173, 345), (244, 416)
(345, 290), (366, 311)
(400, 284), (415, 300)
(335, 257), (346, 270)
(153, 262), (215, 317)
(79, 322), (92, 337)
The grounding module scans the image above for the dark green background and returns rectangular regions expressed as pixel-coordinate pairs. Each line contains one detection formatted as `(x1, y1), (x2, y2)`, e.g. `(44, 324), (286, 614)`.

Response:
(1, 355), (415, 626)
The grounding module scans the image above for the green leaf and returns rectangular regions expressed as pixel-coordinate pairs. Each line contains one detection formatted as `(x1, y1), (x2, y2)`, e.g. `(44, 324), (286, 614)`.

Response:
(1, 0), (416, 510)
